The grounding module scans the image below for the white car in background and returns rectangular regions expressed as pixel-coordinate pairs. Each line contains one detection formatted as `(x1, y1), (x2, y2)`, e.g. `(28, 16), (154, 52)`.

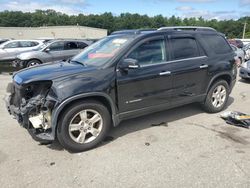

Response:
(231, 44), (245, 64)
(0, 40), (44, 61)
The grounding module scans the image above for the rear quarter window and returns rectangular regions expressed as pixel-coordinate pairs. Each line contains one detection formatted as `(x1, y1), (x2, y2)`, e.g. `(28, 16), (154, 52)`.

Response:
(203, 34), (232, 54)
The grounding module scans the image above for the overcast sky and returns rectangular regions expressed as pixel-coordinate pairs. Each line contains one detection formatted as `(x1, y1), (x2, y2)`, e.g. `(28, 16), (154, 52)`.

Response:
(1, 0), (250, 20)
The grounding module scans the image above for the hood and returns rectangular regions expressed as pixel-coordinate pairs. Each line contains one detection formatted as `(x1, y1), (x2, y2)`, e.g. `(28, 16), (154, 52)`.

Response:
(13, 61), (96, 85)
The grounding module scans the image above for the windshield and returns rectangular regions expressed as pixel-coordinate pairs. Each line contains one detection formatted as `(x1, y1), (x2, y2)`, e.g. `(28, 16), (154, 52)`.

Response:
(71, 35), (134, 66)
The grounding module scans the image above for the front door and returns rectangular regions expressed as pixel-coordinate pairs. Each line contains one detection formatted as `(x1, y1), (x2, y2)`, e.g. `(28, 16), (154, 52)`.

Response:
(47, 41), (66, 62)
(117, 36), (173, 113)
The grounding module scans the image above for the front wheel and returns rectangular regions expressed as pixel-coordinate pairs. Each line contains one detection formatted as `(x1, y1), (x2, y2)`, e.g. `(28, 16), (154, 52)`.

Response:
(26, 59), (41, 67)
(57, 100), (111, 152)
(202, 80), (229, 113)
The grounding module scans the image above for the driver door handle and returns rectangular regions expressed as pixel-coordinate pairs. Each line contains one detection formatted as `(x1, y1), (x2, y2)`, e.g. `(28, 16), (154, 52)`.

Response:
(200, 64), (208, 69)
(159, 71), (171, 76)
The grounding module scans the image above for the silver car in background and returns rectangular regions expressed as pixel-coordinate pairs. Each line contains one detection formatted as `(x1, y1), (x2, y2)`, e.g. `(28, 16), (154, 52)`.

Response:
(14, 39), (92, 68)
(0, 40), (44, 61)
(231, 44), (245, 64)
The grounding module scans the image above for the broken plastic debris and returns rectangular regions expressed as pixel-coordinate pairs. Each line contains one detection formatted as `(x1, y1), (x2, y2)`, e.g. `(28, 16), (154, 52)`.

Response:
(220, 111), (250, 129)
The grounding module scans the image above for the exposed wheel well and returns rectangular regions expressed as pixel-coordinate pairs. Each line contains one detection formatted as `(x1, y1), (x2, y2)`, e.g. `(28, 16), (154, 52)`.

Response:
(208, 74), (232, 93)
(56, 96), (114, 128)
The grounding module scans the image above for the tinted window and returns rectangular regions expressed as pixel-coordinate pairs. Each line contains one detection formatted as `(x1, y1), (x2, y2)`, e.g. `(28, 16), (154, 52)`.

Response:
(49, 41), (64, 51)
(171, 38), (199, 60)
(204, 34), (232, 54)
(20, 41), (39, 47)
(65, 42), (78, 50)
(128, 39), (166, 65)
(4, 42), (20, 48)
(77, 42), (88, 49)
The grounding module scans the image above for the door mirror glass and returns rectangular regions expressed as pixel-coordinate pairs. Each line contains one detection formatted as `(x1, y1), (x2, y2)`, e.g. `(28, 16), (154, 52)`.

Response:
(120, 58), (140, 70)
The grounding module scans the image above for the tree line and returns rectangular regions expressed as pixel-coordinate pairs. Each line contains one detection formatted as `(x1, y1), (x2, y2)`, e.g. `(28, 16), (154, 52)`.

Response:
(0, 9), (250, 38)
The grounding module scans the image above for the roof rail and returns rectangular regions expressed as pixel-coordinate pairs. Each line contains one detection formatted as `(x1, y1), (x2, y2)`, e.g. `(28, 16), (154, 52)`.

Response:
(111, 29), (156, 35)
(158, 26), (216, 32)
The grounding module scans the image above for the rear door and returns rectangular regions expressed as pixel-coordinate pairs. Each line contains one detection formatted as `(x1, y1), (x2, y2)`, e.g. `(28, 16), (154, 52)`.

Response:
(169, 35), (209, 105)
(117, 35), (173, 113)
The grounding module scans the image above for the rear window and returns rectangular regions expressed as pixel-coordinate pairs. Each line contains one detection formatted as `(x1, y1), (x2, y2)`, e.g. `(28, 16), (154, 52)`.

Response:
(204, 34), (232, 54)
(171, 38), (199, 60)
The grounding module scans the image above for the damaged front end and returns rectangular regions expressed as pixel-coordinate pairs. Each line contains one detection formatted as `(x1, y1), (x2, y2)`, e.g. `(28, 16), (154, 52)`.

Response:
(5, 79), (56, 141)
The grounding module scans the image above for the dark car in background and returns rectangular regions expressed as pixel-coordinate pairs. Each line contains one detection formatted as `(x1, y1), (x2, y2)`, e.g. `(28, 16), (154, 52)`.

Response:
(13, 39), (93, 68)
(5, 26), (237, 152)
(228, 39), (244, 49)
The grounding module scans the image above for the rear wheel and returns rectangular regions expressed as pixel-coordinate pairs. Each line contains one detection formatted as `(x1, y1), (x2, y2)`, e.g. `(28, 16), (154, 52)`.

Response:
(57, 100), (111, 152)
(202, 80), (229, 113)
(26, 59), (41, 67)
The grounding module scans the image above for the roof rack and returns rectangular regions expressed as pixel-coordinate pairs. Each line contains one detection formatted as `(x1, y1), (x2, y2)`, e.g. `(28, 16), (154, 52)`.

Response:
(111, 29), (156, 35)
(158, 26), (216, 32)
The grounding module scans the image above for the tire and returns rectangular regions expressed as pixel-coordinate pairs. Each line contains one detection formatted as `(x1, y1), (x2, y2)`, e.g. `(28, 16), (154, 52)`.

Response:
(26, 59), (41, 67)
(57, 100), (111, 152)
(202, 80), (229, 113)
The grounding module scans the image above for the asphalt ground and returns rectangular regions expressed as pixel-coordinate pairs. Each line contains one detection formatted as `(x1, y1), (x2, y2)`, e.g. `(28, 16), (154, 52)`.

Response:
(0, 73), (249, 188)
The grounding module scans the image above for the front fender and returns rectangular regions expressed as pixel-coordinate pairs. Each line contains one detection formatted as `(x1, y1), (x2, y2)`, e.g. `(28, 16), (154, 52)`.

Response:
(50, 92), (119, 138)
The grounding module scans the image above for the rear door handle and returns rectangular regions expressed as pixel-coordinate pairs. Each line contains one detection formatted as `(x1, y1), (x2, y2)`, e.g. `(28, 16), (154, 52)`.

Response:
(200, 64), (208, 69)
(159, 71), (171, 76)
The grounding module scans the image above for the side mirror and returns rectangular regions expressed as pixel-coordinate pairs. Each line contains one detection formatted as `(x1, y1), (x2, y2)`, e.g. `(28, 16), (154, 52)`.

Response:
(44, 48), (50, 53)
(120, 58), (140, 70)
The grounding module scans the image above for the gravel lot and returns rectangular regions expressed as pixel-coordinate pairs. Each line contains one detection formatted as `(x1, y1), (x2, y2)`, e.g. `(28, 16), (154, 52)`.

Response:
(0, 73), (249, 188)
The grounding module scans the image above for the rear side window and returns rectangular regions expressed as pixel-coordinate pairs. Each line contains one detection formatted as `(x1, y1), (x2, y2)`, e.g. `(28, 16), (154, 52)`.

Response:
(171, 38), (199, 60)
(4, 42), (20, 48)
(204, 34), (232, 54)
(20, 41), (39, 47)
(65, 42), (78, 50)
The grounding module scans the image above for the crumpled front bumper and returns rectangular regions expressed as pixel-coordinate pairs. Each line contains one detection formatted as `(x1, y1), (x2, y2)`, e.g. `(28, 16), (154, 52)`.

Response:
(4, 93), (24, 125)
(5, 82), (56, 141)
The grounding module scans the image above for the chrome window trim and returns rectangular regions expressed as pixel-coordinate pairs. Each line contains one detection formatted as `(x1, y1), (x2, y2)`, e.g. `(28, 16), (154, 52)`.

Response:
(140, 55), (208, 68)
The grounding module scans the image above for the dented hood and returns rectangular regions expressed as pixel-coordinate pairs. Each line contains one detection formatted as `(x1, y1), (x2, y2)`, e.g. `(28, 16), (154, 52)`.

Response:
(13, 61), (96, 85)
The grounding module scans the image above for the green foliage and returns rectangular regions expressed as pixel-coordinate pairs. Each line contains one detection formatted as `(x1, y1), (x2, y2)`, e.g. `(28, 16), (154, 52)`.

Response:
(0, 10), (247, 38)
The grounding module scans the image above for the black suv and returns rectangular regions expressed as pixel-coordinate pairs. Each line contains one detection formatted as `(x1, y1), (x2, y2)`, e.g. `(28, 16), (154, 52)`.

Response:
(5, 26), (237, 152)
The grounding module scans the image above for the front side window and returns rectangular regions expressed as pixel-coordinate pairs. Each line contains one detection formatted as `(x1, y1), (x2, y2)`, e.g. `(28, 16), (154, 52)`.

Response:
(49, 41), (65, 51)
(127, 39), (166, 65)
(4, 42), (20, 48)
(171, 38), (199, 60)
